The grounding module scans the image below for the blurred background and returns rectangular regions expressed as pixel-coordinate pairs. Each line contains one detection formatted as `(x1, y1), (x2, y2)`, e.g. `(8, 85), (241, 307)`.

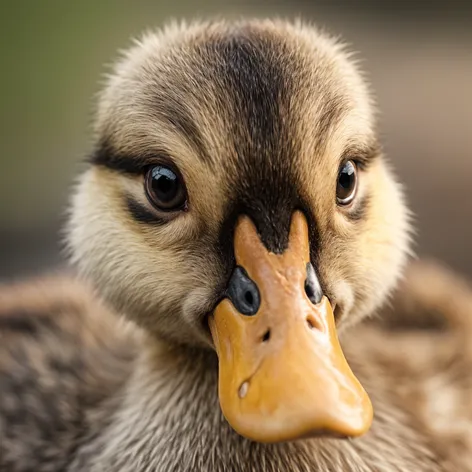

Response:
(0, 1), (471, 281)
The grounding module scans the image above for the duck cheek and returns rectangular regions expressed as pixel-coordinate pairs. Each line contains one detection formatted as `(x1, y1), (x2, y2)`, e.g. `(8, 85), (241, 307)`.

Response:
(209, 211), (373, 443)
(178, 283), (223, 347)
(327, 279), (356, 330)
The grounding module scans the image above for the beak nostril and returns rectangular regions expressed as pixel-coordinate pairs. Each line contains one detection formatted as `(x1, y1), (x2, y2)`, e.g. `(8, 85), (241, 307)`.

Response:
(226, 266), (260, 316)
(306, 314), (322, 331)
(261, 329), (271, 342)
(305, 283), (315, 300)
(244, 291), (254, 306)
(305, 263), (323, 305)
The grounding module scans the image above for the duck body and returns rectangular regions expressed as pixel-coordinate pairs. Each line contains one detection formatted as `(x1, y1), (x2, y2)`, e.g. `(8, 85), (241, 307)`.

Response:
(1, 18), (472, 471)
(1, 269), (469, 472)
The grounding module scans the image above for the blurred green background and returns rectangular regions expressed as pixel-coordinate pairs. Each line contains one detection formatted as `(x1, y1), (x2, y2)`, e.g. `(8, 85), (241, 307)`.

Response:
(1, 1), (471, 280)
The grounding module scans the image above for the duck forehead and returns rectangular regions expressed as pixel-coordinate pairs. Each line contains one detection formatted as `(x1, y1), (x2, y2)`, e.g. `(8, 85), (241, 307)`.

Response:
(97, 21), (367, 166)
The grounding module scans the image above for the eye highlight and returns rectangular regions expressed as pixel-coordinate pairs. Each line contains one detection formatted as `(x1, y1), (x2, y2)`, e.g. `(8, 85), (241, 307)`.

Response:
(336, 160), (358, 205)
(145, 165), (188, 212)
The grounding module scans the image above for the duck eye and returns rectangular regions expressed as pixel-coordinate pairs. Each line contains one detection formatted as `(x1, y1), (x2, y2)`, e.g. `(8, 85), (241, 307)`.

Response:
(145, 165), (187, 211)
(336, 160), (358, 205)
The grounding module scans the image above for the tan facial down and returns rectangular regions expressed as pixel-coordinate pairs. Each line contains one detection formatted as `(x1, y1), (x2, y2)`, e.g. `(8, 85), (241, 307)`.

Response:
(68, 20), (410, 357)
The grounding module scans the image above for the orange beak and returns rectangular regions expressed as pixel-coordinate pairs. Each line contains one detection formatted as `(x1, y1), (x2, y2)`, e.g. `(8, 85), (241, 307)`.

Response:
(209, 211), (373, 443)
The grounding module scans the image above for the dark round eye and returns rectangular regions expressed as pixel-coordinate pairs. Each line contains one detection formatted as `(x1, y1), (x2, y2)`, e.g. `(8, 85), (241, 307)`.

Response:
(145, 165), (187, 211)
(336, 160), (358, 205)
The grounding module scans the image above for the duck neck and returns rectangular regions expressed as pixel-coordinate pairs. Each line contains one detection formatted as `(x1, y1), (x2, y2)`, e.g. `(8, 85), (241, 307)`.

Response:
(78, 332), (407, 472)
(80, 336), (239, 470)
(124, 337), (222, 428)
(79, 333), (353, 472)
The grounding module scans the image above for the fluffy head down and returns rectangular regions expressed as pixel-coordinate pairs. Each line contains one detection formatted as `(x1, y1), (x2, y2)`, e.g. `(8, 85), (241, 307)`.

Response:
(67, 19), (410, 346)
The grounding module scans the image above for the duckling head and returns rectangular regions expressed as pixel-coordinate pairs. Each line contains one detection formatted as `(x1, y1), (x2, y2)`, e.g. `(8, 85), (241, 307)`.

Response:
(67, 19), (411, 443)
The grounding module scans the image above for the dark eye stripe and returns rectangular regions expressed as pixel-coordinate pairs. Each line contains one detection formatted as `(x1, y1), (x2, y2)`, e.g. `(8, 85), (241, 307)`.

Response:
(90, 144), (146, 174)
(341, 142), (381, 170)
(89, 139), (180, 175)
(346, 194), (369, 222)
(125, 196), (166, 225)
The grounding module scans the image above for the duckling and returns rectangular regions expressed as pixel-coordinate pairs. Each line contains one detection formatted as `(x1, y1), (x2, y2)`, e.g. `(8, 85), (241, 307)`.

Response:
(1, 18), (470, 472)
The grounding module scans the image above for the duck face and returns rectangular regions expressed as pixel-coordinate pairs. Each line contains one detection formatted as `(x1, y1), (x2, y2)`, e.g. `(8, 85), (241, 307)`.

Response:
(68, 20), (410, 442)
